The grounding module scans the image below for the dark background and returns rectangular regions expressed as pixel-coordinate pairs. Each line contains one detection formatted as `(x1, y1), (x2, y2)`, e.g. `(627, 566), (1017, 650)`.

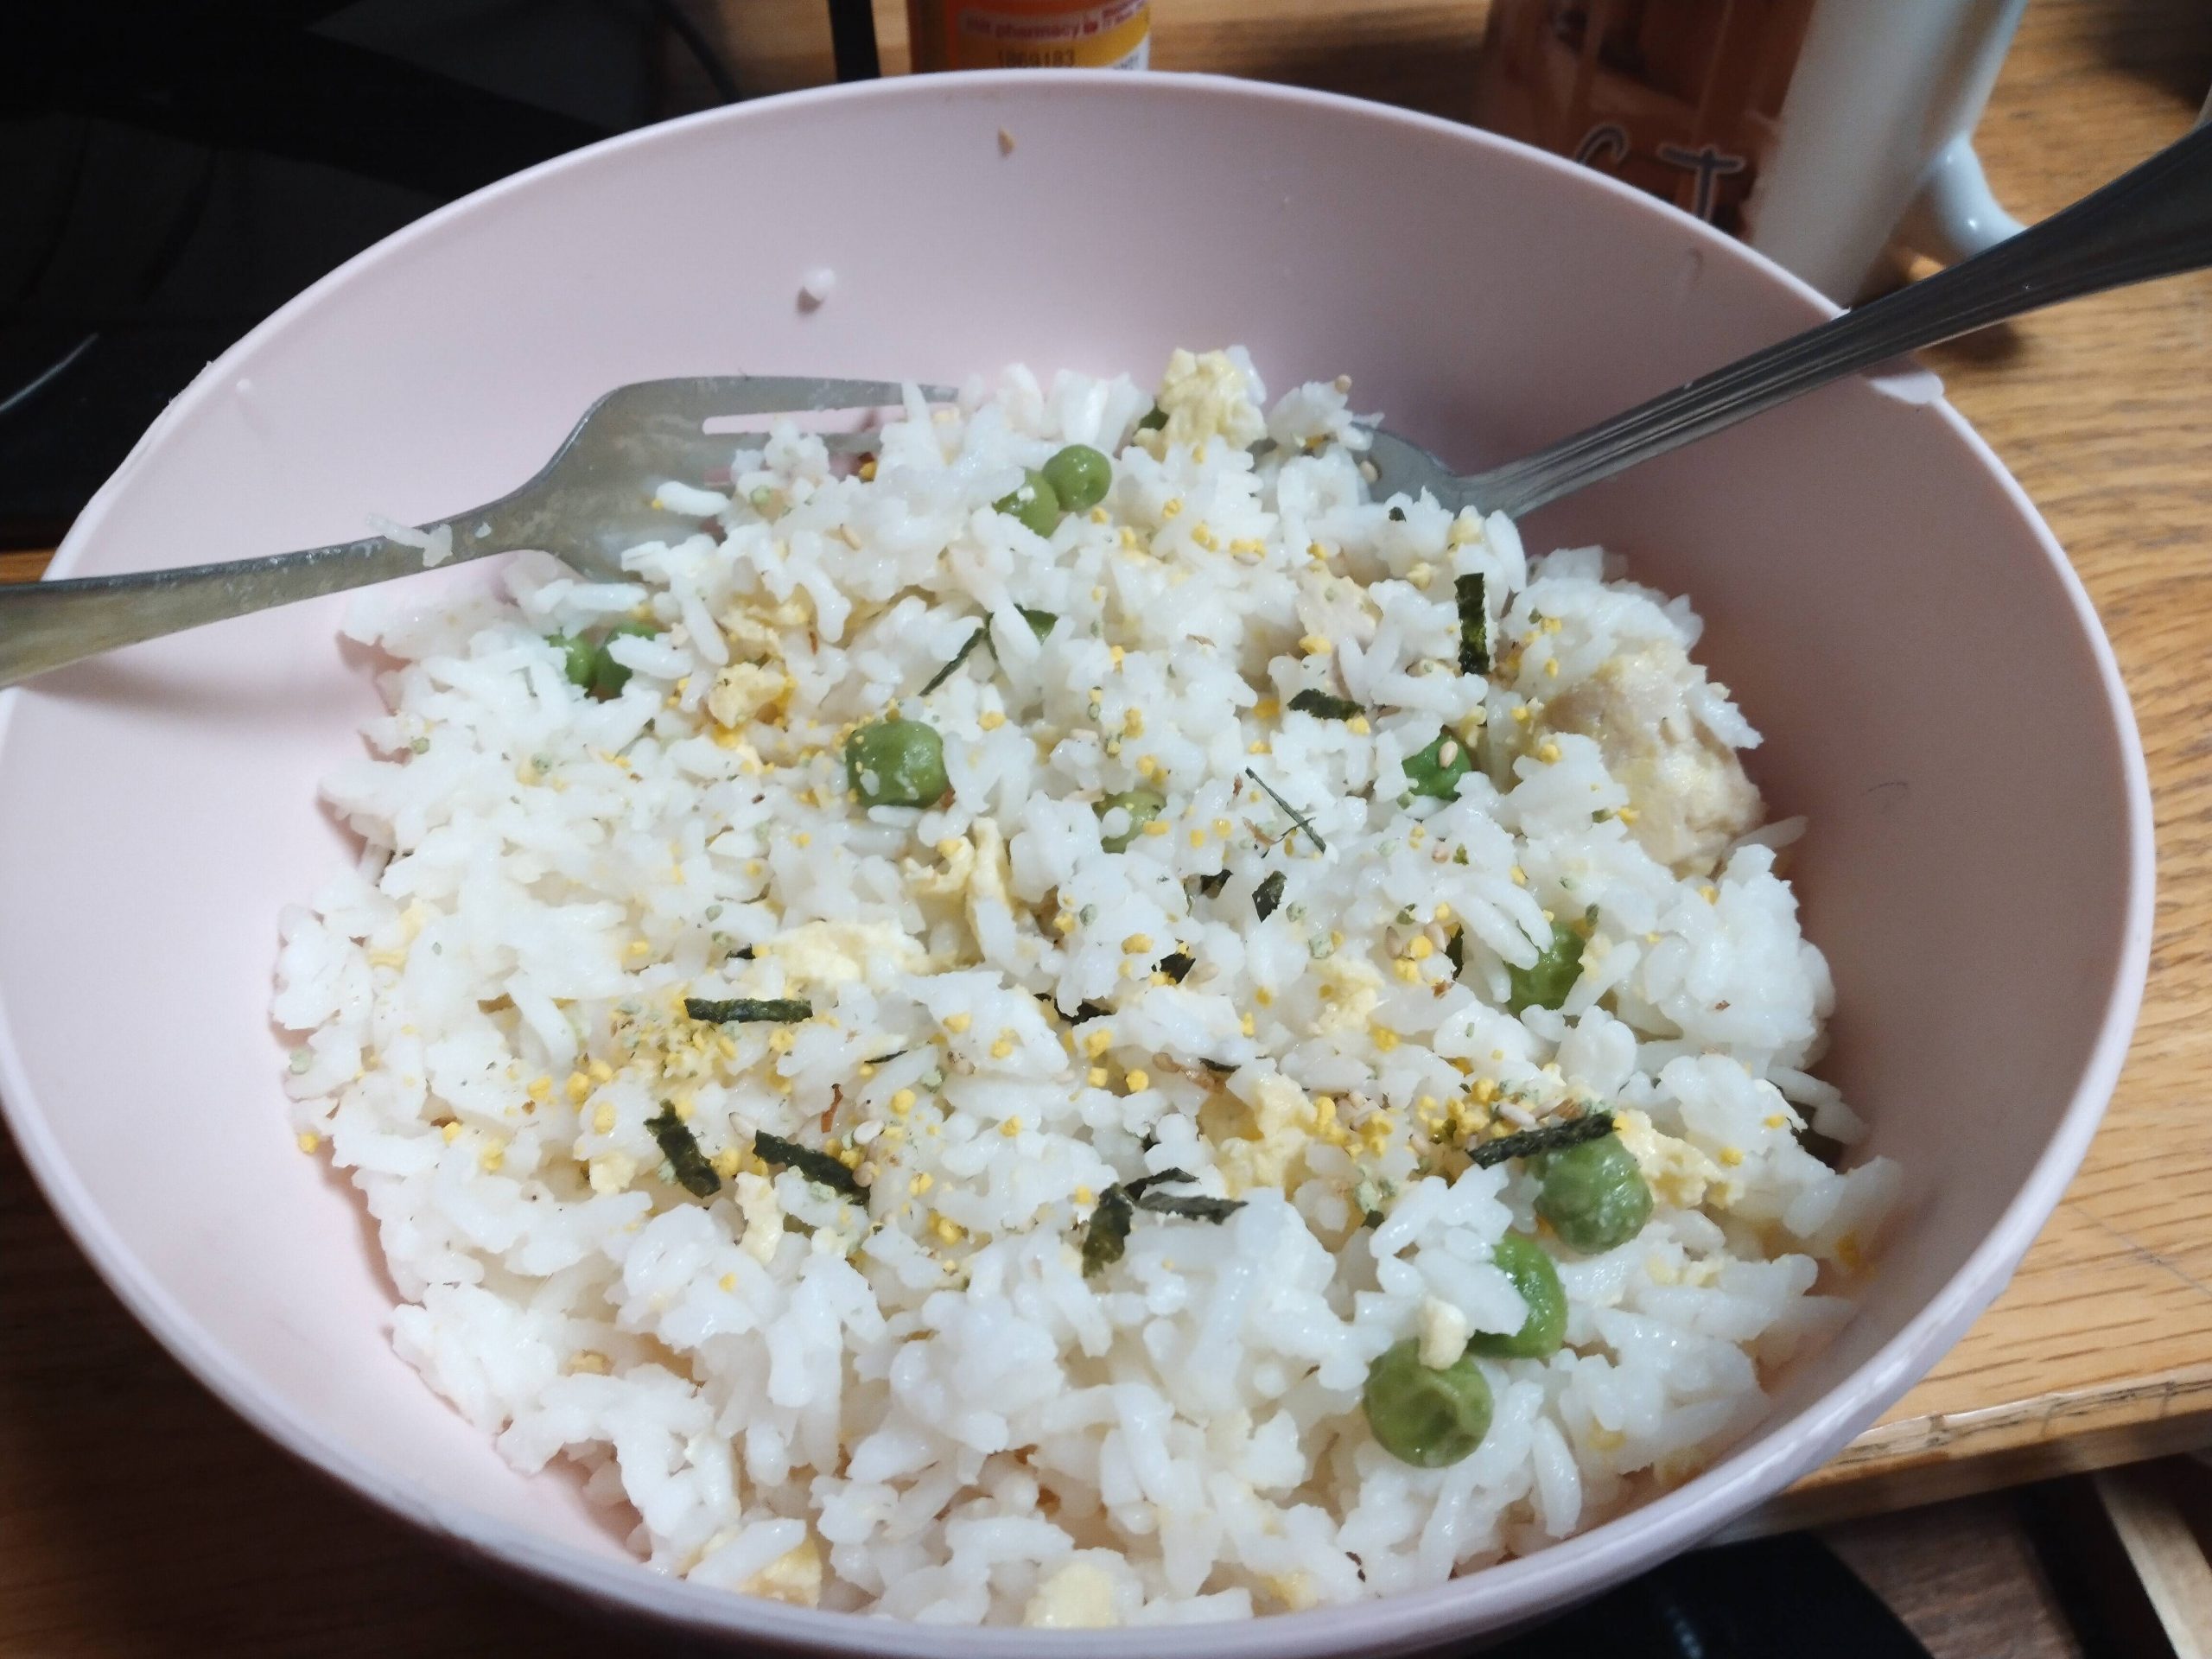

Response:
(0, 1), (747, 548)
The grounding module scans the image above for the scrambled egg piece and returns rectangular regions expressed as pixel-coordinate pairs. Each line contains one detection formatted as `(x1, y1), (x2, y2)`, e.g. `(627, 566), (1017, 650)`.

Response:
(743, 1533), (823, 1607)
(1022, 1560), (1120, 1629)
(1543, 639), (1761, 874)
(963, 818), (1014, 940)
(705, 662), (788, 728)
(587, 1151), (637, 1194)
(906, 836), (976, 899)
(1310, 957), (1384, 1035)
(1418, 1296), (1472, 1369)
(1614, 1108), (1740, 1211)
(759, 920), (924, 988)
(1213, 1073), (1319, 1196)
(1152, 348), (1266, 451)
(1263, 1571), (1319, 1613)
(734, 1171), (784, 1263)
(716, 594), (810, 656)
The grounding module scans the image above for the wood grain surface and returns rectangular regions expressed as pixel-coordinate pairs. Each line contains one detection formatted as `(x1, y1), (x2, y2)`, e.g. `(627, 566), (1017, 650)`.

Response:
(4, 0), (2212, 1649)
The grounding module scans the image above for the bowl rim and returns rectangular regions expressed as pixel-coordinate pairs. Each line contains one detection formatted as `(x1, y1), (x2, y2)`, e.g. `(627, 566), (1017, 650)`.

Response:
(0, 67), (2156, 1656)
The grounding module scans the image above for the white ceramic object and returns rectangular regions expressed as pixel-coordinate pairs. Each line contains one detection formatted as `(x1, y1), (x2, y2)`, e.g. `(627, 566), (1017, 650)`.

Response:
(0, 72), (2152, 1655)
(1749, 0), (2030, 300)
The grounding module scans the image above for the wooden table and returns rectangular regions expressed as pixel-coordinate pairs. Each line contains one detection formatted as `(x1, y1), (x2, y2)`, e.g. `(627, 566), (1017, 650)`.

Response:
(3, 1), (2211, 1649)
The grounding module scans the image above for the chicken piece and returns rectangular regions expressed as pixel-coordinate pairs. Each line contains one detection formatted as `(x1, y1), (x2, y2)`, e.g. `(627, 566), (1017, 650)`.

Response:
(1544, 639), (1761, 874)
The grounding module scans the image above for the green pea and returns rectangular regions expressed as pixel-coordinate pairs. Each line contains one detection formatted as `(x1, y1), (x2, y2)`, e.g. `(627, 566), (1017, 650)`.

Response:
(995, 468), (1063, 537)
(590, 620), (659, 700)
(1362, 1338), (1493, 1468)
(1536, 1134), (1653, 1255)
(1096, 788), (1165, 853)
(1465, 1233), (1567, 1359)
(1505, 913), (1587, 1014)
(1402, 730), (1472, 801)
(1042, 443), (1112, 512)
(548, 632), (598, 689)
(844, 718), (949, 808)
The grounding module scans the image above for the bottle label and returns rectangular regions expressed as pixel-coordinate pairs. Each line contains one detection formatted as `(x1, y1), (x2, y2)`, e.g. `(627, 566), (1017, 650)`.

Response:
(937, 0), (1150, 71)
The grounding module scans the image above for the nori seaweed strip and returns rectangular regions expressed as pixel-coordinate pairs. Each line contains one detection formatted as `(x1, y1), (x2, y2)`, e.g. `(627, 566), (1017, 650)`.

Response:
(867, 1049), (907, 1065)
(1018, 606), (1058, 639)
(1252, 870), (1287, 920)
(685, 996), (811, 1023)
(1200, 1058), (1236, 1075)
(1136, 405), (1167, 432)
(1445, 928), (1465, 975)
(1287, 689), (1363, 721)
(1075, 1000), (1113, 1021)
(1244, 769), (1325, 852)
(646, 1104), (721, 1198)
(1157, 951), (1196, 983)
(1194, 868), (1233, 899)
(728, 945), (755, 960)
(921, 625), (990, 695)
(1081, 1185), (1135, 1276)
(753, 1129), (868, 1199)
(1468, 1109), (1616, 1169)
(1457, 573), (1491, 675)
(1122, 1167), (1198, 1199)
(1134, 1189), (1244, 1223)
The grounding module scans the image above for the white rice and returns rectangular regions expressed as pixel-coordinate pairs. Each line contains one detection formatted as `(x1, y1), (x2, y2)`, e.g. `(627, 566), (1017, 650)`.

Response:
(275, 349), (1898, 1624)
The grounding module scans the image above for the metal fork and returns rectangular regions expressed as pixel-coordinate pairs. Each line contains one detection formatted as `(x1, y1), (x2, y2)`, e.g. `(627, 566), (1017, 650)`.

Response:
(0, 376), (951, 689)
(8, 118), (2212, 690)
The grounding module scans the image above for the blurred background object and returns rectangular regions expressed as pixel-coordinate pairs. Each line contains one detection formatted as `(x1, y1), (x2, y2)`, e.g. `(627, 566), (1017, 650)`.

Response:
(905, 0), (1149, 73)
(0, 0), (745, 550)
(1470, 0), (2030, 302)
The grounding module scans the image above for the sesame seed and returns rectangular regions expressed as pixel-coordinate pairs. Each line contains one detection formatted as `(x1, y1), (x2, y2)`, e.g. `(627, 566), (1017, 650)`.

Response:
(999, 1117), (1022, 1137)
(296, 1131), (321, 1154)
(944, 1012), (971, 1033)
(1141, 819), (1169, 837)
(1087, 1066), (1109, 1087)
(1124, 1069), (1150, 1092)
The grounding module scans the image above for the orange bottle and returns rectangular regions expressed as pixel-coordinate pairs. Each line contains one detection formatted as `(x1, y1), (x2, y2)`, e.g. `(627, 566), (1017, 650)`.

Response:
(905, 0), (1151, 73)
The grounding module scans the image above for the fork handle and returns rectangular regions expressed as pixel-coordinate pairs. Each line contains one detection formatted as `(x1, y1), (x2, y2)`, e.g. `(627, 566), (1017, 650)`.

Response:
(1469, 118), (2212, 518)
(0, 537), (444, 689)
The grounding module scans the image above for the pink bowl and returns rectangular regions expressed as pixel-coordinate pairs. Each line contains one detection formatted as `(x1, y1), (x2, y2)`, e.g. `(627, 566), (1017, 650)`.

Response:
(0, 72), (2152, 1653)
